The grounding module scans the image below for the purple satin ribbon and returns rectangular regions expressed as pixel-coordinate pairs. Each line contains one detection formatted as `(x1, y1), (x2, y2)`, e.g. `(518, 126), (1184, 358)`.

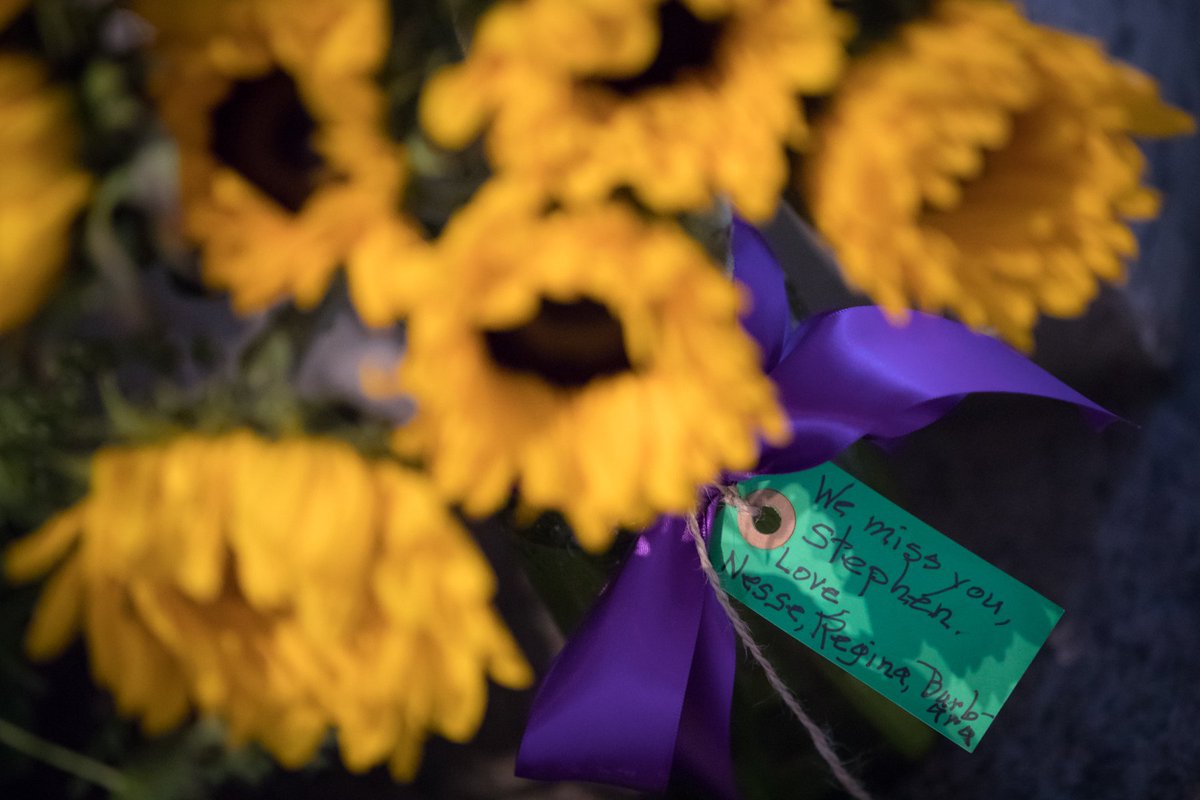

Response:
(516, 220), (1116, 796)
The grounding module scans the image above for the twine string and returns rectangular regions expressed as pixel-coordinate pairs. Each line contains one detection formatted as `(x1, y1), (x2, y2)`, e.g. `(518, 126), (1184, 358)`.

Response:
(685, 489), (873, 800)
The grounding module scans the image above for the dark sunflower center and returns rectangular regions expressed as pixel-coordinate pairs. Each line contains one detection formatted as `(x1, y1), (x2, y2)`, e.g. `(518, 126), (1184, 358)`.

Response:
(834, 0), (933, 54)
(599, 1), (726, 96)
(210, 70), (323, 213)
(484, 299), (633, 389)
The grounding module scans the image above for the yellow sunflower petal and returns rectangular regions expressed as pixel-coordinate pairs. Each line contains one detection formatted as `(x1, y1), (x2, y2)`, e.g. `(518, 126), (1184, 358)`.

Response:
(0, 54), (91, 332)
(392, 182), (787, 550)
(803, 0), (1193, 350)
(5, 430), (527, 779)
(422, 0), (848, 221)
(4, 506), (84, 583)
(0, 0), (27, 30)
(24, 555), (85, 660)
(132, 0), (426, 325)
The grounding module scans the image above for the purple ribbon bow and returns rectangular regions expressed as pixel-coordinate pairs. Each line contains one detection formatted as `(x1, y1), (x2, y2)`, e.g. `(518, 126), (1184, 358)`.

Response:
(515, 221), (1115, 797)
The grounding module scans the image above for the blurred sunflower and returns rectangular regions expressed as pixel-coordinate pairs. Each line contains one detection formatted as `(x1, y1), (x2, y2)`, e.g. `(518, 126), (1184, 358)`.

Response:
(801, 0), (1193, 350)
(133, 0), (425, 326)
(5, 430), (532, 778)
(421, 0), (848, 222)
(0, 53), (91, 333)
(392, 183), (789, 551)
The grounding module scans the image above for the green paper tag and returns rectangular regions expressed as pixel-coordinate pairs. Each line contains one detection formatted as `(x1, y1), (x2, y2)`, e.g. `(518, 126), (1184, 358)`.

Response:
(710, 463), (1063, 752)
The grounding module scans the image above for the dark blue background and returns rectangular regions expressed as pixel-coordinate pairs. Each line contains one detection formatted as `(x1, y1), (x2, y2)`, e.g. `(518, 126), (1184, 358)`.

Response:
(886, 2), (1200, 796)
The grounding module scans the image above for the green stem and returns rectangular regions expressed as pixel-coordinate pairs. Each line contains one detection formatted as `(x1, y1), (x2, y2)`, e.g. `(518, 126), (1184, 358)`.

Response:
(84, 164), (149, 330)
(0, 716), (130, 795)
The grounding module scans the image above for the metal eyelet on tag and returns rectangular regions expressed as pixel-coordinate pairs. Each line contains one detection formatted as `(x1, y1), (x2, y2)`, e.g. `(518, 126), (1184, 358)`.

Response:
(735, 488), (795, 550)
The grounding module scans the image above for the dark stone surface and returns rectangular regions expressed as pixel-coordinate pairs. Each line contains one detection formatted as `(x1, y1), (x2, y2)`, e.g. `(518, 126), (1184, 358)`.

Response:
(881, 2), (1200, 798)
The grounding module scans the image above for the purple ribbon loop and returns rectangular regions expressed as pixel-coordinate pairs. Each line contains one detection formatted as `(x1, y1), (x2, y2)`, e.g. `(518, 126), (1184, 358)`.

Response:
(516, 219), (1117, 796)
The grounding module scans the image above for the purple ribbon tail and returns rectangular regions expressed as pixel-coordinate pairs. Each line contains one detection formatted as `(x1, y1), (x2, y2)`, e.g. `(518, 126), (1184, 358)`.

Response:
(756, 307), (1118, 473)
(516, 220), (1120, 797)
(730, 218), (1117, 473)
(516, 501), (738, 798)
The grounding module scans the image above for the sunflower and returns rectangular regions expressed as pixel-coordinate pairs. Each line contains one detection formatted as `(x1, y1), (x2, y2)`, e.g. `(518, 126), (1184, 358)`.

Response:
(0, 54), (91, 333)
(801, 0), (1193, 350)
(133, 0), (425, 327)
(4, 430), (532, 778)
(420, 0), (848, 223)
(392, 183), (789, 551)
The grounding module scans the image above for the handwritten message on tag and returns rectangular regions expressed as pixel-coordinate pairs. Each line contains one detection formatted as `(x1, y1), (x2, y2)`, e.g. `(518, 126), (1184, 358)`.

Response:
(710, 463), (1063, 751)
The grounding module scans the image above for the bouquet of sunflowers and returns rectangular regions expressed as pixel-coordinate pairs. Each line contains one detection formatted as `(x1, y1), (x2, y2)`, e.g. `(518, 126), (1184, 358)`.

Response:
(0, 0), (1190, 797)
